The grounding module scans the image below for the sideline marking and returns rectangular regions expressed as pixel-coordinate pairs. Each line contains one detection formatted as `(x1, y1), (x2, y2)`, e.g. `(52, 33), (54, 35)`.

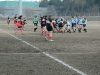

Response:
(52, 52), (97, 55)
(0, 53), (41, 55)
(0, 29), (87, 75)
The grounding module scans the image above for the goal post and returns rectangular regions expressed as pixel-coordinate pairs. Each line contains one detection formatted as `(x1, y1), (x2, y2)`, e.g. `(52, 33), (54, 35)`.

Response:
(19, 0), (22, 15)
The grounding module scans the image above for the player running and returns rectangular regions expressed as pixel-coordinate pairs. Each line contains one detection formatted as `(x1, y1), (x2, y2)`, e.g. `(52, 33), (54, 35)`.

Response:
(33, 15), (39, 32)
(66, 20), (72, 33)
(71, 16), (77, 32)
(7, 17), (10, 25)
(13, 14), (18, 24)
(15, 16), (26, 34)
(82, 16), (87, 32)
(57, 17), (64, 33)
(46, 16), (54, 41)
(40, 16), (48, 39)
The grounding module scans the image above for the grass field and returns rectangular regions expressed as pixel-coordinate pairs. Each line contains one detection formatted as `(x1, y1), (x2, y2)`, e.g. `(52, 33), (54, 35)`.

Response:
(0, 20), (100, 75)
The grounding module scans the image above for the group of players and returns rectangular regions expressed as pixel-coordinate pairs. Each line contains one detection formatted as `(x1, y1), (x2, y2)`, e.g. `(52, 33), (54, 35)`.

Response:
(45, 16), (87, 33)
(33, 15), (87, 41)
(7, 14), (87, 41)
(33, 15), (55, 41)
(7, 14), (27, 34)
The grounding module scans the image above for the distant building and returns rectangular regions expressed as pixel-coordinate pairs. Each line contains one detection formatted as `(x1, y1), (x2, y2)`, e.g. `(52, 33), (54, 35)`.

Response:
(0, 1), (47, 18)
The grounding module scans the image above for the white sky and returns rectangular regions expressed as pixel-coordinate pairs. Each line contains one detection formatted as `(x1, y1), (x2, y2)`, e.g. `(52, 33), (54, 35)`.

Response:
(0, 0), (41, 2)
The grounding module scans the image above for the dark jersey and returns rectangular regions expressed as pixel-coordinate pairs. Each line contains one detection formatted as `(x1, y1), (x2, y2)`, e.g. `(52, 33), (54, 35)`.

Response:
(46, 18), (53, 31)
(41, 17), (46, 27)
(18, 15), (22, 20)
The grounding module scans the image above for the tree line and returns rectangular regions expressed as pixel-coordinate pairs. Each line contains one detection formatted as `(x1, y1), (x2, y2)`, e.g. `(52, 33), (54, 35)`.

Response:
(39, 0), (100, 16)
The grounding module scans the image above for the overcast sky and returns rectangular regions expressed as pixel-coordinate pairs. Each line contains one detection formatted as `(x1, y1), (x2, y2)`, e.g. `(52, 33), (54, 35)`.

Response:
(0, 0), (41, 2)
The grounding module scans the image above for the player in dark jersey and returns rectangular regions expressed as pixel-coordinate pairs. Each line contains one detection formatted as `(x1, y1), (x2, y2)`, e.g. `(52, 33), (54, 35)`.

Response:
(18, 15), (23, 20)
(21, 19), (27, 31)
(14, 14), (18, 24)
(7, 17), (10, 25)
(46, 16), (54, 41)
(40, 16), (47, 39)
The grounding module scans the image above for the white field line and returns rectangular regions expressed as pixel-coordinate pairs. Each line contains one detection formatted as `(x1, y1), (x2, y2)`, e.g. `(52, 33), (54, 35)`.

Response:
(0, 53), (41, 55)
(52, 52), (98, 55)
(0, 29), (87, 75)
(0, 52), (97, 55)
(43, 52), (87, 75)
